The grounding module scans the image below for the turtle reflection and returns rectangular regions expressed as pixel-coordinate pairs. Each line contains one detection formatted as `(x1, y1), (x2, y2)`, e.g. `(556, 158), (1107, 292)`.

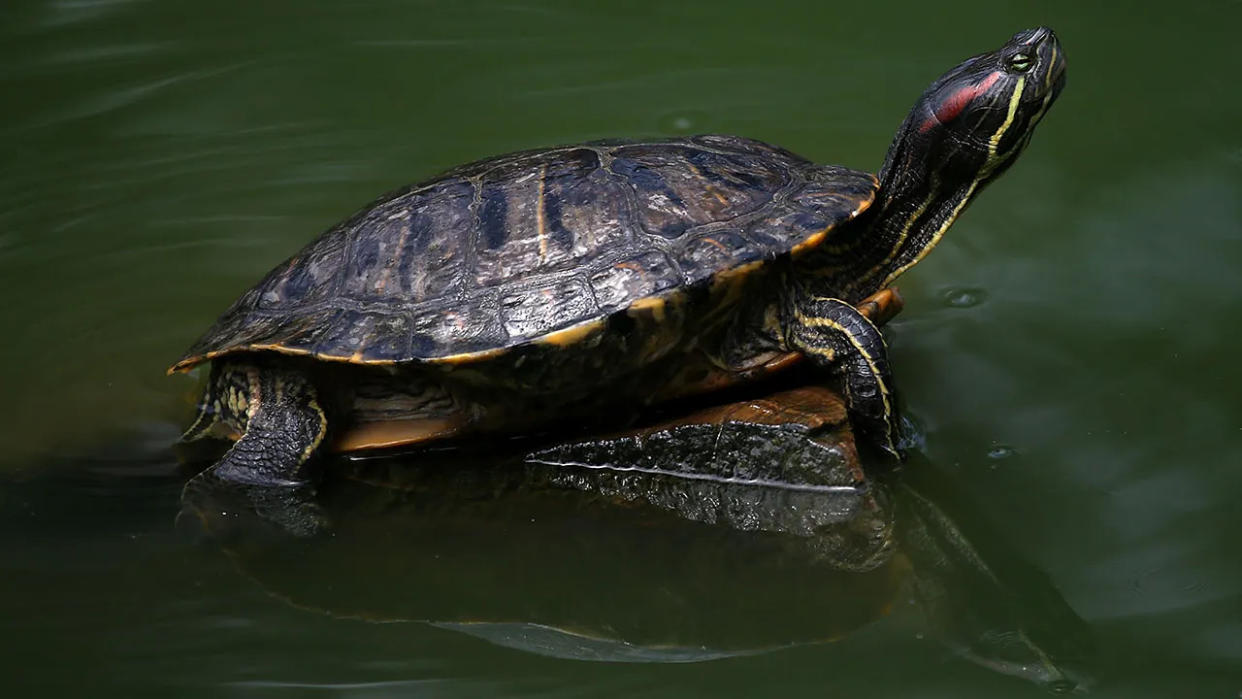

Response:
(186, 385), (1092, 689)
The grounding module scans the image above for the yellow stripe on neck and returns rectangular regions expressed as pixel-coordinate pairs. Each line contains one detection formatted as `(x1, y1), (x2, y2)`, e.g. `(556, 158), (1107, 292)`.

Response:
(987, 76), (1026, 162)
(856, 179), (937, 289)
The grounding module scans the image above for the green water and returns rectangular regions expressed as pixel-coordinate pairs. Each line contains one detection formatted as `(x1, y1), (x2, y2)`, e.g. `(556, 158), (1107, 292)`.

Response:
(3, 0), (1241, 695)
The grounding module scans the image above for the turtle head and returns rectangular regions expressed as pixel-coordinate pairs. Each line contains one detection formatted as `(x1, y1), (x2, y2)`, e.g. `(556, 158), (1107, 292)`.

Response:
(883, 27), (1066, 192)
(851, 28), (1065, 291)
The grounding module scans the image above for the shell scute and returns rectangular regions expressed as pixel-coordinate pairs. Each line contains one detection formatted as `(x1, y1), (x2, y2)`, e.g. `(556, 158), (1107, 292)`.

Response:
(677, 230), (768, 279)
(405, 186), (474, 300)
(409, 301), (507, 359)
(501, 277), (600, 341)
(276, 309), (344, 355)
(589, 252), (682, 310)
(340, 219), (399, 300)
(472, 148), (627, 287)
(242, 231), (346, 313)
(276, 253), (335, 307)
(311, 309), (381, 360)
(792, 166), (878, 217)
(354, 313), (415, 362)
(607, 144), (788, 240)
(753, 217), (829, 258)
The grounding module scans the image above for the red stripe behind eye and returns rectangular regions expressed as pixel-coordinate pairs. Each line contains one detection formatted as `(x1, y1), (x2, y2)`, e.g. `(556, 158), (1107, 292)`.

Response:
(919, 71), (1002, 133)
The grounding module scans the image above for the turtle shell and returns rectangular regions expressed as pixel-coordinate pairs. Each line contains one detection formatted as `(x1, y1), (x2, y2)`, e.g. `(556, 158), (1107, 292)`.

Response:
(170, 134), (877, 373)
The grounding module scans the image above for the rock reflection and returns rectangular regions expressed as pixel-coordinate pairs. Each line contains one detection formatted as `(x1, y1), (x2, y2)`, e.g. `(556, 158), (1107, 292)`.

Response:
(187, 385), (1092, 688)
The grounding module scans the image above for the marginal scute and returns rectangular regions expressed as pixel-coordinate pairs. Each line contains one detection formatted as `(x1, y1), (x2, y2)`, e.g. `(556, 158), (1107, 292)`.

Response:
(710, 260), (766, 292)
(537, 318), (608, 348)
(746, 209), (833, 253)
(501, 277), (599, 340)
(797, 166), (878, 206)
(275, 309), (344, 354)
(589, 251), (682, 311)
(172, 135), (877, 370)
(312, 309), (381, 360)
(677, 230), (765, 278)
(411, 300), (507, 358)
(354, 313), (414, 362)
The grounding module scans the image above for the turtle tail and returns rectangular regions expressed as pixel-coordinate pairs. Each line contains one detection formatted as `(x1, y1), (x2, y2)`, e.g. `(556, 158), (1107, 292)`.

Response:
(179, 361), (254, 443)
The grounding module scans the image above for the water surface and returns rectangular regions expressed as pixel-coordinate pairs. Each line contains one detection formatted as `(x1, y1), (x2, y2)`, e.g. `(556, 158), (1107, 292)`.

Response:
(3, 0), (1241, 696)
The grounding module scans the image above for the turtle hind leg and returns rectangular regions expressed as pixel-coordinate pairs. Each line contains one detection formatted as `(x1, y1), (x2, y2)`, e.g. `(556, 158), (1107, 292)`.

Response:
(786, 293), (902, 459)
(180, 362), (329, 537)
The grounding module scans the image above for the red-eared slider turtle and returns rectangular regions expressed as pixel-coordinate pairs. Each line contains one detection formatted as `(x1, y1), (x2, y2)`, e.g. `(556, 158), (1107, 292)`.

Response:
(171, 28), (1066, 532)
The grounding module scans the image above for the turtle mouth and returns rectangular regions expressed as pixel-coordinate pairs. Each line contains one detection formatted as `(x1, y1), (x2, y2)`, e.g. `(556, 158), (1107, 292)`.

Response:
(1034, 30), (1067, 101)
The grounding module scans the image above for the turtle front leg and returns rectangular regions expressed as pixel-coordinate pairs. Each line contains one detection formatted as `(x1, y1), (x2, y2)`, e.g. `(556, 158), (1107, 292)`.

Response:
(786, 292), (901, 458)
(180, 361), (329, 537)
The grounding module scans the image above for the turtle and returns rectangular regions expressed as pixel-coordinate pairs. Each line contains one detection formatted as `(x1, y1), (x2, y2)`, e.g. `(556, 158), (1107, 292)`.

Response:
(170, 28), (1066, 533)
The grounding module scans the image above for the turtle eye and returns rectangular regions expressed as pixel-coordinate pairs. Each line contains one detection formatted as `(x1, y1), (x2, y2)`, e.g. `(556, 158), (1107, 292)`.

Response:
(1007, 53), (1033, 73)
